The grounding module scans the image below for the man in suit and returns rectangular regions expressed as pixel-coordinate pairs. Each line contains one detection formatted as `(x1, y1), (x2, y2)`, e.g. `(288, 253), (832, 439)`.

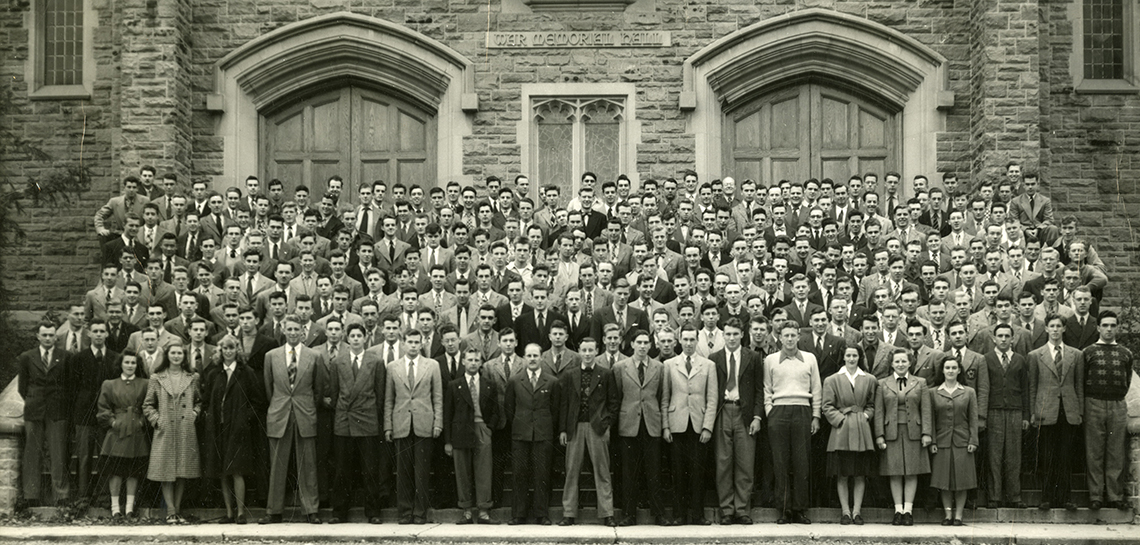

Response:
(327, 323), (389, 524)
(504, 343), (560, 525)
(982, 323), (1030, 509)
(66, 319), (118, 503)
(420, 265), (458, 316)
(55, 305), (91, 354)
(557, 337), (619, 527)
(590, 279), (649, 357)
(103, 214), (147, 271)
(1008, 174), (1058, 243)
(18, 324), (72, 505)
(419, 223), (454, 275)
(259, 314), (328, 524)
(515, 286), (568, 357)
(1014, 291), (1049, 351)
(1027, 314), (1084, 511)
(539, 320), (580, 377)
(85, 264), (127, 322)
(104, 302), (140, 354)
(783, 274), (825, 329)
(799, 307), (845, 506)
(612, 330), (669, 526)
(94, 176), (150, 249)
(384, 329), (443, 524)
(562, 289), (594, 352)
(575, 187), (607, 239)
(1063, 287), (1099, 350)
(664, 324), (718, 525)
(710, 317), (764, 524)
(443, 348), (500, 525)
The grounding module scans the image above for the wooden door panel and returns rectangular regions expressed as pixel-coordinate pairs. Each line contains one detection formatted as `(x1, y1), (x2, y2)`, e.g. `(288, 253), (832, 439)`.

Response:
(725, 87), (809, 185)
(769, 94), (803, 150)
(397, 109), (428, 152)
(358, 95), (392, 153)
(859, 107), (887, 148)
(818, 94), (850, 150)
(398, 159), (427, 187)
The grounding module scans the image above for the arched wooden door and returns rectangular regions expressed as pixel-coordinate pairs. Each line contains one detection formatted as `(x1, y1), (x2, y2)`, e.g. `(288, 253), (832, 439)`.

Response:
(724, 84), (897, 184)
(261, 86), (436, 203)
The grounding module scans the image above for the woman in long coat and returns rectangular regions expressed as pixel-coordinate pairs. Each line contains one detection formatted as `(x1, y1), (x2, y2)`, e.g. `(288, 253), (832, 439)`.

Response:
(929, 354), (978, 526)
(96, 351), (149, 518)
(874, 350), (932, 526)
(200, 335), (267, 524)
(822, 346), (878, 525)
(143, 343), (201, 523)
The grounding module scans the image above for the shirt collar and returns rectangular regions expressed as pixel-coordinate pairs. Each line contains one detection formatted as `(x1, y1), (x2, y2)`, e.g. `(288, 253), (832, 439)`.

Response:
(778, 349), (801, 362)
(841, 366), (866, 379)
(939, 382), (961, 393)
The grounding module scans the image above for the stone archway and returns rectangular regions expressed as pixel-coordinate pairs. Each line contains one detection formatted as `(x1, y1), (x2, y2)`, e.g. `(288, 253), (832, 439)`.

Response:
(211, 12), (478, 188)
(682, 8), (952, 187)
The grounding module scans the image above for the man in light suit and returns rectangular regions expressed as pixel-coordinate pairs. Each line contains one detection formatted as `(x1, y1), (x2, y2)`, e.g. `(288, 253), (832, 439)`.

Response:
(539, 320), (580, 377)
(612, 330), (669, 526)
(94, 176), (150, 247)
(664, 325), (718, 525)
(557, 337), (619, 527)
(1008, 174), (1058, 243)
(327, 323), (389, 524)
(1027, 314), (1084, 511)
(504, 343), (560, 525)
(419, 265), (457, 315)
(86, 264), (127, 321)
(376, 215), (412, 272)
(384, 329), (443, 524)
(259, 314), (329, 524)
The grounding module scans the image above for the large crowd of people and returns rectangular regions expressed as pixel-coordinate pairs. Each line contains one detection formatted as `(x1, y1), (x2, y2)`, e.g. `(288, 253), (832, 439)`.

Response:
(15, 165), (1134, 527)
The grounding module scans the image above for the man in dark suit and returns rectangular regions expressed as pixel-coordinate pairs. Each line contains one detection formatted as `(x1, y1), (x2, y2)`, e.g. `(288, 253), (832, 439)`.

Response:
(556, 337), (619, 527)
(798, 307), (845, 507)
(443, 348), (500, 525)
(495, 280), (532, 330)
(327, 323), (389, 524)
(104, 302), (140, 354)
(67, 319), (119, 502)
(562, 288), (594, 352)
(515, 286), (568, 356)
(504, 343), (560, 525)
(983, 323), (1030, 509)
(18, 323), (73, 506)
(1063, 287), (1099, 350)
(576, 187), (608, 240)
(710, 317), (765, 525)
(589, 279), (649, 357)
(103, 214), (147, 267)
(782, 274), (825, 329)
(259, 315), (329, 524)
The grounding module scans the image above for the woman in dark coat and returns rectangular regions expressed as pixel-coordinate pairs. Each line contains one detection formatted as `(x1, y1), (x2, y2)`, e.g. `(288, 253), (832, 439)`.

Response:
(929, 354), (979, 526)
(200, 335), (267, 524)
(821, 346), (878, 525)
(874, 350), (932, 526)
(96, 351), (149, 518)
(143, 343), (201, 523)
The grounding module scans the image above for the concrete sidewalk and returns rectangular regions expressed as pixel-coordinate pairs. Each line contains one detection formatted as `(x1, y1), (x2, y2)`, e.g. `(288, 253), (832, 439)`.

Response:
(1, 521), (1139, 544)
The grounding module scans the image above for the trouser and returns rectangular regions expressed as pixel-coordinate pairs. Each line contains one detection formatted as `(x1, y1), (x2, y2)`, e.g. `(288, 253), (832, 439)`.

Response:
(809, 423), (832, 507)
(768, 405), (811, 514)
(266, 413), (319, 515)
(1038, 406), (1079, 505)
(491, 427), (511, 506)
(715, 403), (755, 516)
(1084, 398), (1127, 502)
(511, 439), (552, 519)
(620, 423), (664, 518)
(973, 428), (989, 505)
(671, 423), (708, 519)
(987, 409), (1024, 503)
(74, 424), (103, 499)
(315, 408), (336, 503)
(395, 435), (433, 518)
(453, 422), (493, 510)
(562, 422), (614, 518)
(23, 419), (70, 502)
(332, 435), (386, 518)
(432, 434), (457, 508)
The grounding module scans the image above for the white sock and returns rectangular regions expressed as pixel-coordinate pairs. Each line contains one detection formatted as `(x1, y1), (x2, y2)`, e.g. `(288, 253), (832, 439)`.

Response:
(111, 496), (121, 514)
(904, 502), (913, 514)
(895, 503), (904, 513)
(125, 495), (136, 513)
(945, 507), (953, 517)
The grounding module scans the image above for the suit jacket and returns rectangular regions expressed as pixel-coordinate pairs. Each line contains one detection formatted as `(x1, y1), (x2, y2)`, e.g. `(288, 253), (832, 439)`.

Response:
(263, 343), (328, 438)
(582, 209), (607, 240)
(930, 385), (979, 449)
(124, 328), (180, 356)
(1063, 315), (1099, 350)
(84, 286), (126, 322)
(980, 351), (1029, 425)
(384, 355), (444, 439)
(505, 367), (560, 441)
(863, 341), (905, 379)
(797, 331), (845, 379)
(589, 305), (650, 356)
(105, 321), (139, 354)
(663, 354), (718, 434)
(908, 345), (945, 385)
(94, 194), (151, 235)
(418, 290), (458, 314)
(330, 350), (386, 437)
(558, 364), (619, 440)
(711, 347), (765, 424)
(496, 302), (533, 331)
(443, 371), (499, 448)
(873, 374), (932, 442)
(612, 357), (668, 437)
(419, 246), (455, 276)
(540, 348), (581, 377)
(18, 347), (73, 421)
(54, 323), (92, 352)
(515, 309), (569, 356)
(563, 312), (594, 352)
(782, 300), (825, 329)
(1008, 193), (1054, 228)
(1027, 343), (1084, 426)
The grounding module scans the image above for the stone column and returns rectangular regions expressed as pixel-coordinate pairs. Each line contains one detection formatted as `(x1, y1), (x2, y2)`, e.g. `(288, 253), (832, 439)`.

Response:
(968, 0), (1041, 183)
(1130, 434), (1140, 520)
(0, 378), (25, 515)
(114, 0), (193, 182)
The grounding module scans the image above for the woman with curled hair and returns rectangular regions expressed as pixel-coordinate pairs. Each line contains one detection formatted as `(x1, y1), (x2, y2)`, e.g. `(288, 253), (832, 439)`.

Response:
(821, 345), (878, 525)
(143, 343), (200, 524)
(928, 354), (979, 526)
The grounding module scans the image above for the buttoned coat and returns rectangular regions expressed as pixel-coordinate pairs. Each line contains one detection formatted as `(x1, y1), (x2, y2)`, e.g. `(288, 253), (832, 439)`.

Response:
(930, 385), (979, 449)
(331, 350), (386, 437)
(504, 368), (560, 441)
(17, 347), (72, 421)
(710, 346), (765, 424)
(263, 343), (328, 439)
(1027, 343), (1084, 426)
(540, 348), (581, 377)
(384, 355), (444, 439)
(143, 370), (201, 481)
(558, 364), (619, 440)
(67, 347), (120, 426)
(443, 371), (499, 449)
(200, 361), (267, 478)
(612, 357), (669, 438)
(822, 371), (878, 452)
(663, 354), (718, 434)
(874, 374), (932, 475)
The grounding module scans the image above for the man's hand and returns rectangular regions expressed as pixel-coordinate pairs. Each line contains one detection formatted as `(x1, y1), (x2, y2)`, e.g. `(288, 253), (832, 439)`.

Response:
(699, 430), (712, 443)
(663, 429), (672, 443)
(1021, 420), (1029, 431)
(559, 432), (568, 446)
(748, 419), (762, 436)
(966, 444), (976, 454)
(444, 444), (453, 457)
(433, 427), (442, 438)
(930, 444), (938, 454)
(385, 431), (393, 442)
(97, 227), (110, 237)
(921, 434), (932, 448)
(877, 438), (887, 450)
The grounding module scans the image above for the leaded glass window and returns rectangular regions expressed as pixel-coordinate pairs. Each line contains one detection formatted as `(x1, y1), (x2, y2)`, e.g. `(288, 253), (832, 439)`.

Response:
(532, 97), (626, 197)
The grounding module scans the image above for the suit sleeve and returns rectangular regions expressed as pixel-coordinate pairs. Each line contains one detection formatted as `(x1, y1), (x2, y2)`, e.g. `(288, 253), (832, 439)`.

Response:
(967, 387), (979, 448)
(504, 376), (516, 431)
(431, 360), (444, 432)
(17, 354), (28, 400)
(659, 363), (671, 434)
(762, 355), (774, 416)
(702, 363), (719, 433)
(919, 383), (932, 438)
(442, 378), (453, 444)
(975, 355), (990, 420)
(873, 383), (885, 440)
(821, 378), (843, 428)
(374, 358), (386, 433)
(1073, 350), (1085, 421)
(384, 363), (395, 435)
(810, 354), (822, 419)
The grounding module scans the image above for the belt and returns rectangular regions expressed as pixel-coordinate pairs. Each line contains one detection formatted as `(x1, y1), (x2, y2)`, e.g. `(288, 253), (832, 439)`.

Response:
(724, 399), (742, 406)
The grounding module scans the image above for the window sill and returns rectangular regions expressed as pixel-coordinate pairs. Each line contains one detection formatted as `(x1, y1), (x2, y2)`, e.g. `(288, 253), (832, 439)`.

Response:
(522, 0), (635, 11)
(1074, 79), (1140, 95)
(28, 85), (91, 101)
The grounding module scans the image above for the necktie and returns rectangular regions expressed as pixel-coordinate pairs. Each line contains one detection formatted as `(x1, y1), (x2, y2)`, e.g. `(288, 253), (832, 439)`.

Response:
(146, 229), (154, 247)
(388, 240), (395, 262)
(271, 242), (278, 261)
(408, 358), (416, 385)
(685, 355), (692, 375)
(95, 349), (103, 362)
(274, 321), (282, 339)
(726, 353), (737, 391)
(287, 348), (297, 387)
(435, 293), (442, 314)
(104, 288), (112, 307)
(530, 370), (539, 390)
(1028, 195), (1035, 212)
(1001, 352), (1009, 370)
(360, 207), (371, 237)
(933, 329), (942, 348)
(537, 312), (545, 332)
(584, 291), (593, 313)
(458, 308), (468, 337)
(816, 336), (823, 355)
(195, 348), (202, 371)
(387, 343), (396, 363)
(955, 348), (962, 362)
(610, 354), (616, 368)
(898, 376), (907, 389)
(554, 352), (561, 372)
(638, 362), (645, 384)
(617, 311), (625, 332)
(469, 375), (478, 406)
(1054, 345), (1062, 365)
(430, 249), (437, 267)
(217, 216), (224, 236)
(69, 333), (79, 353)
(247, 273), (256, 300)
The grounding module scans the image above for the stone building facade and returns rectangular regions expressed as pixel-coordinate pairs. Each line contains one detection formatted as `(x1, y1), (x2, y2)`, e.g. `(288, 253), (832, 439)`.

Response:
(0, 0), (1138, 312)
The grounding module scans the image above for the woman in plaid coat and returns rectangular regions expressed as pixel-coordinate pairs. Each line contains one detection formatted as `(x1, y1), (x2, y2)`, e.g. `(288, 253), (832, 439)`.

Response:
(143, 343), (201, 523)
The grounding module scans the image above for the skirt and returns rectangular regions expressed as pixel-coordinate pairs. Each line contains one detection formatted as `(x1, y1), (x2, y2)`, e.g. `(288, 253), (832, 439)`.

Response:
(930, 445), (976, 491)
(102, 455), (149, 479)
(827, 450), (879, 477)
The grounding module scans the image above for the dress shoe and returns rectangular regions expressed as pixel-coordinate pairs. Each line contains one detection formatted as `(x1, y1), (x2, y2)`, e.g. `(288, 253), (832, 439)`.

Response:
(903, 512), (914, 526)
(1009, 501), (1028, 509)
(654, 515), (671, 526)
(457, 511), (474, 525)
(369, 517), (382, 524)
(307, 514), (322, 524)
(792, 512), (811, 524)
(112, 512), (124, 520)
(735, 514), (753, 525)
(537, 516), (552, 525)
(398, 515), (414, 524)
(1064, 502), (1078, 511)
(1038, 502), (1051, 510)
(413, 515), (427, 524)
(1089, 500), (1102, 510)
(602, 516), (616, 527)
(690, 516), (711, 526)
(952, 518), (963, 526)
(1115, 500), (1133, 510)
(325, 516), (342, 524)
(235, 513), (247, 525)
(720, 515), (735, 525)
(478, 512), (499, 525)
(617, 515), (636, 526)
(258, 514), (282, 525)
(126, 510), (138, 519)
(941, 518), (952, 526)
(558, 517), (576, 526)
(776, 514), (790, 525)
(891, 512), (902, 526)
(841, 514), (852, 525)
(852, 514), (864, 525)
(508, 517), (525, 525)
